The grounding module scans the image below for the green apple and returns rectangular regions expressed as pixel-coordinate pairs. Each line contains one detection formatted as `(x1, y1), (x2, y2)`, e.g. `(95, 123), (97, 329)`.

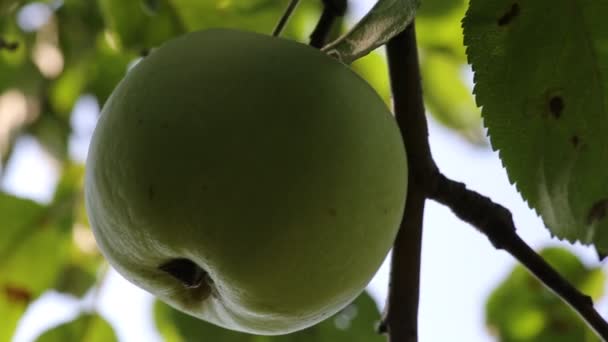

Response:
(85, 28), (407, 335)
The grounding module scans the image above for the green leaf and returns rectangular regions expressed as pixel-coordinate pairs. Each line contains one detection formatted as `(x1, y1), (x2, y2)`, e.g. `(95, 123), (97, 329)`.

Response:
(463, 0), (608, 247)
(416, 0), (467, 61)
(155, 291), (383, 342)
(416, 0), (464, 18)
(0, 0), (21, 15)
(35, 313), (118, 342)
(86, 35), (135, 104)
(351, 50), (391, 105)
(98, 0), (185, 51)
(0, 193), (70, 341)
(485, 247), (605, 342)
(420, 50), (484, 143)
(56, 0), (105, 62)
(53, 264), (97, 298)
(167, 0), (321, 43)
(322, 0), (419, 64)
(52, 163), (104, 297)
(0, 163), (85, 340)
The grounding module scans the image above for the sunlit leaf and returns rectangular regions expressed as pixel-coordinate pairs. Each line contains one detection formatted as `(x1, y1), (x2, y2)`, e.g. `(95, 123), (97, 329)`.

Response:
(351, 50), (391, 105)
(49, 63), (87, 115)
(0, 193), (69, 341)
(54, 0), (100, 57)
(416, 0), (464, 18)
(35, 313), (118, 342)
(52, 163), (103, 296)
(486, 247), (605, 342)
(420, 50), (484, 144)
(416, 0), (467, 61)
(26, 113), (71, 160)
(169, 0), (284, 34)
(53, 264), (97, 297)
(463, 0), (608, 248)
(98, 0), (185, 51)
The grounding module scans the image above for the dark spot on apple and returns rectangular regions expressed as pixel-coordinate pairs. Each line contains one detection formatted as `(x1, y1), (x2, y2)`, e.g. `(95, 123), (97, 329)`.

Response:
(498, 3), (520, 26)
(140, 48), (150, 57)
(549, 96), (564, 118)
(383, 208), (389, 215)
(161, 121), (169, 128)
(137, 118), (143, 125)
(3, 284), (32, 304)
(328, 208), (337, 217)
(148, 185), (155, 200)
(571, 135), (580, 148)
(587, 199), (608, 224)
(159, 258), (207, 289)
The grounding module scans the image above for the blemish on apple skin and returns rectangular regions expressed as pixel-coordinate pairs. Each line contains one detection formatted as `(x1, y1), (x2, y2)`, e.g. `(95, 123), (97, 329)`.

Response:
(497, 3), (520, 26)
(549, 96), (564, 119)
(571, 135), (580, 148)
(148, 185), (155, 200)
(587, 199), (608, 224)
(328, 208), (337, 217)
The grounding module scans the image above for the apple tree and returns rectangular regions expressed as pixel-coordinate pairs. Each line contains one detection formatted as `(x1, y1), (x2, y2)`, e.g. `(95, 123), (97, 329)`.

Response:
(1, 0), (607, 341)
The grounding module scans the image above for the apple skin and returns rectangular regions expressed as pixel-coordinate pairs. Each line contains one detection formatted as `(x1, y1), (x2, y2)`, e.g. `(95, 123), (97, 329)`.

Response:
(85, 28), (407, 335)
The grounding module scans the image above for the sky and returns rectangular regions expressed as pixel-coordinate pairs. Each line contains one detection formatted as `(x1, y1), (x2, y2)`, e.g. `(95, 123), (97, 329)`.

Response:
(4, 1), (608, 341)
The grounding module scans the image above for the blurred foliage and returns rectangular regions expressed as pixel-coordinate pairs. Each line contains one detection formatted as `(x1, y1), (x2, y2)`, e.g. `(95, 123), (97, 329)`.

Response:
(35, 313), (118, 342)
(155, 291), (384, 342)
(486, 247), (605, 342)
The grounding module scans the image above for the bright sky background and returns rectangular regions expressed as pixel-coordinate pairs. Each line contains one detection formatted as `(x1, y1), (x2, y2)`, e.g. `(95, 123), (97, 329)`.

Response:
(4, 1), (608, 341)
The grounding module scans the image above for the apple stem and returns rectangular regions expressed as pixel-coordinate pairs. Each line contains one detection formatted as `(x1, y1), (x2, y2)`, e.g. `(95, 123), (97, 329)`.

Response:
(272, 0), (300, 37)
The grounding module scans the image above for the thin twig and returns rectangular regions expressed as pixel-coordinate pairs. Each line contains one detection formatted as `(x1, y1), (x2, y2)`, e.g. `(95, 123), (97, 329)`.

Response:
(429, 173), (608, 339)
(272, 0), (300, 37)
(310, 0), (347, 48)
(381, 22), (437, 342)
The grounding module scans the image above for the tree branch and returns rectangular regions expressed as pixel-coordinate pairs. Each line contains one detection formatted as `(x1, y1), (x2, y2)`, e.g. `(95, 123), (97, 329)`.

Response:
(272, 0), (300, 37)
(429, 173), (608, 339)
(381, 22), (437, 342)
(310, 0), (346, 48)
(379, 18), (608, 342)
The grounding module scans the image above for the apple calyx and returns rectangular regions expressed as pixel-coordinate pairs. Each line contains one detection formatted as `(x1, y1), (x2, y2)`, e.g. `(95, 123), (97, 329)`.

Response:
(159, 258), (209, 290)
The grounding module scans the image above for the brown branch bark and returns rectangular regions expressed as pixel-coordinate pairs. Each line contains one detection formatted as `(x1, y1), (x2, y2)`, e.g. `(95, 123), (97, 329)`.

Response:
(381, 22), (437, 342)
(309, 0), (346, 48)
(428, 173), (608, 339)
